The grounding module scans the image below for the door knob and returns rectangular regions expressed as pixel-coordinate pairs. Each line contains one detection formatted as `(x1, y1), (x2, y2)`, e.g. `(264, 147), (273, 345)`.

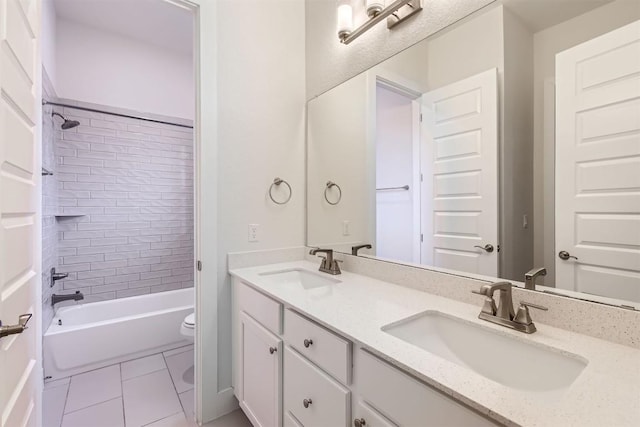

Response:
(354, 418), (367, 427)
(303, 338), (313, 348)
(0, 313), (32, 339)
(303, 398), (312, 408)
(269, 347), (277, 354)
(558, 251), (578, 261)
(474, 244), (494, 253)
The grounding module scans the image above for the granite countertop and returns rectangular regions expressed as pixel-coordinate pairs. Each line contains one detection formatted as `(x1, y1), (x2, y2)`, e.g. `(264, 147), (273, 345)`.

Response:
(230, 260), (640, 427)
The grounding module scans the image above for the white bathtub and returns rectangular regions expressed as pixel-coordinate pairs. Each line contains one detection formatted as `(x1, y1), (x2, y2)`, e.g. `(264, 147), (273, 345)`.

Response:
(44, 288), (193, 380)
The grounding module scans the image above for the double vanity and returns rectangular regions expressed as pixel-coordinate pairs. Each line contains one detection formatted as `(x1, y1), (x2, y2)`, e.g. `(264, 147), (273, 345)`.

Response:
(230, 253), (640, 427)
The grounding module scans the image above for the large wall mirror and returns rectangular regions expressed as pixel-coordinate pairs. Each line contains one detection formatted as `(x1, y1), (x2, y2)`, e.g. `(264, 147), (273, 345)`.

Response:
(307, 0), (640, 309)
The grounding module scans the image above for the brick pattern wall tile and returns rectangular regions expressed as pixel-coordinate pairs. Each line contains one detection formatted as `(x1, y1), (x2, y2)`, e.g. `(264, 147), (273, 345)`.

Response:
(55, 105), (194, 303)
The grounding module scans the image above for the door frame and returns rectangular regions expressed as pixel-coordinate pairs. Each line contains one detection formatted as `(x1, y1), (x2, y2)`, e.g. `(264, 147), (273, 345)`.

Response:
(367, 70), (423, 262)
(163, 0), (233, 424)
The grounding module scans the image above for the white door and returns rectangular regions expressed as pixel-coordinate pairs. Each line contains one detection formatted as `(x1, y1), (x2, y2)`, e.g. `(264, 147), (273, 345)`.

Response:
(239, 312), (282, 427)
(556, 20), (640, 302)
(421, 68), (499, 276)
(0, 0), (40, 426)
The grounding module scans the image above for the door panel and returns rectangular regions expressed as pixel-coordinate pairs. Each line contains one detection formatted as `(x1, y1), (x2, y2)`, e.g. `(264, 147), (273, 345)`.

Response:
(239, 312), (282, 427)
(421, 68), (499, 276)
(556, 20), (640, 301)
(0, 0), (39, 426)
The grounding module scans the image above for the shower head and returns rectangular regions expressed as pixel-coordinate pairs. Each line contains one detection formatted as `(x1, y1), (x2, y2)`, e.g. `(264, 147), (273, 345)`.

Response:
(51, 112), (80, 130)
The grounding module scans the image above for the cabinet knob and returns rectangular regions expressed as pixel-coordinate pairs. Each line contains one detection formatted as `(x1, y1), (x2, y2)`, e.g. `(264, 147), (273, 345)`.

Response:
(269, 347), (277, 354)
(354, 418), (366, 427)
(303, 338), (313, 348)
(303, 398), (312, 408)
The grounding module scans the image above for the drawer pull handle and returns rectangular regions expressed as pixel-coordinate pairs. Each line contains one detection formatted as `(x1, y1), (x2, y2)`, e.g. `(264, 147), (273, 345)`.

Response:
(303, 338), (313, 348)
(269, 347), (277, 354)
(303, 398), (312, 408)
(354, 418), (366, 427)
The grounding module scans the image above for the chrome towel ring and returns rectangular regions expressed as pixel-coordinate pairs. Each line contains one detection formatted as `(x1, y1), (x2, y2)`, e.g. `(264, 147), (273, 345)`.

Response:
(324, 181), (342, 205)
(269, 177), (292, 205)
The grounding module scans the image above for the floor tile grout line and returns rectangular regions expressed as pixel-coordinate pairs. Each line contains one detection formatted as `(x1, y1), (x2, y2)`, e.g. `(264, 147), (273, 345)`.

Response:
(63, 365), (123, 416)
(162, 350), (189, 417)
(164, 349), (195, 399)
(120, 363), (127, 427)
(121, 353), (167, 382)
(141, 410), (186, 427)
(60, 396), (122, 417)
(59, 378), (72, 425)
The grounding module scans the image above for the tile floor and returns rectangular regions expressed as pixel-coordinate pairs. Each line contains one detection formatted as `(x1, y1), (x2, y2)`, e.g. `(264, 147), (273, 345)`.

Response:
(43, 345), (215, 427)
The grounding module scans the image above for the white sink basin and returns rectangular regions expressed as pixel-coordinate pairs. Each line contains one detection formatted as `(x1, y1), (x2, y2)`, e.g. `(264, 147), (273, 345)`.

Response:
(382, 311), (587, 392)
(259, 268), (340, 290)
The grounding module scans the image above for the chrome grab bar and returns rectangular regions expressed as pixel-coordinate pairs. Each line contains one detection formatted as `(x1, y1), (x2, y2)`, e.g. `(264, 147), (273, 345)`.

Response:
(376, 185), (409, 191)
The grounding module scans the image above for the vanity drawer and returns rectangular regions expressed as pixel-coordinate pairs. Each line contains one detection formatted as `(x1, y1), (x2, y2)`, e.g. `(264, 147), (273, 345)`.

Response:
(238, 281), (282, 334)
(285, 309), (352, 384)
(356, 350), (498, 427)
(284, 346), (350, 427)
(284, 411), (303, 427)
(354, 401), (396, 427)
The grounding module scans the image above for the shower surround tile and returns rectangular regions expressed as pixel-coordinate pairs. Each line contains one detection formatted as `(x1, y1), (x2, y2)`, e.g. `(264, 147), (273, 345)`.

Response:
(54, 100), (195, 303)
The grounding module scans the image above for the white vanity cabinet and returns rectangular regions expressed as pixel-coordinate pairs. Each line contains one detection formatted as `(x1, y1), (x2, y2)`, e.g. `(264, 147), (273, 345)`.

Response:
(233, 281), (284, 427)
(239, 312), (282, 427)
(232, 278), (500, 427)
(355, 350), (498, 427)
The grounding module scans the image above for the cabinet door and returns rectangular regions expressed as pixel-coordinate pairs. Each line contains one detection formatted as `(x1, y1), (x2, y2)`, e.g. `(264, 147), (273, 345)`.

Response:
(240, 312), (282, 427)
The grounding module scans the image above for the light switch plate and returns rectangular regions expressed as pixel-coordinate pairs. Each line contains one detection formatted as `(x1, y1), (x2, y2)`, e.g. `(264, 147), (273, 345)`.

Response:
(342, 220), (350, 236)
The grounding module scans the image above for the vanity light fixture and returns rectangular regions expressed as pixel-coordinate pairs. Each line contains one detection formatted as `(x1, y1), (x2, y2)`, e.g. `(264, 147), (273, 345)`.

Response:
(338, 0), (423, 45)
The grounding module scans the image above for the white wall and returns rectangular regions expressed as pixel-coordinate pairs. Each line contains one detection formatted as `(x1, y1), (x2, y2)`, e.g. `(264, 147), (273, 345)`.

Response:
(307, 72), (373, 249)
(532, 0), (640, 284)
(42, 0), (57, 87)
(375, 85), (415, 263)
(55, 19), (194, 120)
(215, 0), (306, 403)
(305, 0), (495, 98)
(502, 7), (534, 281)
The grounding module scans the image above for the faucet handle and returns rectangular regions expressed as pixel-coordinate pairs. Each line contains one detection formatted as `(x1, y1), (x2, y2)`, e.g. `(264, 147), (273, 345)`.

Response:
(520, 301), (548, 311)
(514, 301), (548, 326)
(472, 288), (497, 315)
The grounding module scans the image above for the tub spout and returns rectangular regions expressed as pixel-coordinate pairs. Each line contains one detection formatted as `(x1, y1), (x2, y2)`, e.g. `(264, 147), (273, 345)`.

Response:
(51, 291), (84, 307)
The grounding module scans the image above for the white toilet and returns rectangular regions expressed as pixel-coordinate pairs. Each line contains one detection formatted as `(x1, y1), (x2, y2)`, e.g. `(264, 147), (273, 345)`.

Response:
(180, 312), (195, 342)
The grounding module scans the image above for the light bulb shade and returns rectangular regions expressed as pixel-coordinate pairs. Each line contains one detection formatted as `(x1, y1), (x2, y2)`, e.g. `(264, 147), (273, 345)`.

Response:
(337, 4), (353, 37)
(365, 0), (384, 17)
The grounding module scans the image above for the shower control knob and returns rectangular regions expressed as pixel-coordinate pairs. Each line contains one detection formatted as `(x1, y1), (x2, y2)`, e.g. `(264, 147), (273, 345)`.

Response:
(269, 347), (277, 354)
(303, 338), (313, 348)
(354, 418), (367, 427)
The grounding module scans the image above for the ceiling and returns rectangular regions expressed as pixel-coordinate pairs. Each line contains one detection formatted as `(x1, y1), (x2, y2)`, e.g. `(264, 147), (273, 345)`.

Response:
(502, 0), (615, 32)
(53, 0), (194, 55)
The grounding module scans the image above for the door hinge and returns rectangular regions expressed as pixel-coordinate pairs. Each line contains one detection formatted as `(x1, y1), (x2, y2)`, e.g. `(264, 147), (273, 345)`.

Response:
(197, 260), (202, 271)
(420, 113), (423, 122)
(420, 173), (423, 182)
(420, 234), (424, 243)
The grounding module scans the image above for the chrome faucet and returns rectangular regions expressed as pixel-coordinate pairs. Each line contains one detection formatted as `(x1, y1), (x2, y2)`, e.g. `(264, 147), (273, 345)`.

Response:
(309, 248), (341, 275)
(51, 291), (84, 307)
(524, 267), (547, 290)
(351, 244), (372, 256)
(472, 281), (548, 333)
